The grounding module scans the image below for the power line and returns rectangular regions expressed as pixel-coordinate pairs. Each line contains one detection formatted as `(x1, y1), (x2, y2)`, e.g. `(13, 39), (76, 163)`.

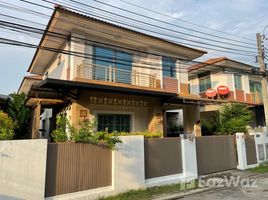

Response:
(0, 37), (259, 77)
(0, 17), (257, 72)
(0, 1), (257, 57)
(49, 0), (256, 50)
(89, 0), (256, 46)
(118, 0), (254, 42)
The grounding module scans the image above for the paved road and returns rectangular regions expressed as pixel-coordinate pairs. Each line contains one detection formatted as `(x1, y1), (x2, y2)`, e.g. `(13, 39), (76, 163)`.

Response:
(180, 171), (268, 200)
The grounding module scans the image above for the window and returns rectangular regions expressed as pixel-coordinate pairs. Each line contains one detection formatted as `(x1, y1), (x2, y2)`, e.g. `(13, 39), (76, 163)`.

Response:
(234, 74), (243, 90)
(162, 57), (176, 78)
(94, 46), (132, 84)
(97, 114), (131, 133)
(250, 80), (262, 101)
(198, 72), (211, 92)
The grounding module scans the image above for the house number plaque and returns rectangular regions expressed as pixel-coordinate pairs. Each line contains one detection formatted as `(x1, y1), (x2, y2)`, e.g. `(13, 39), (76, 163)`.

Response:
(89, 96), (148, 107)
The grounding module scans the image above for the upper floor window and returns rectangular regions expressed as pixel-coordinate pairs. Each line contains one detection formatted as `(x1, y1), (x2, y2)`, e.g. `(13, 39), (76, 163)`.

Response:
(198, 72), (211, 92)
(162, 57), (176, 78)
(234, 74), (243, 90)
(250, 80), (262, 96)
(93, 46), (132, 84)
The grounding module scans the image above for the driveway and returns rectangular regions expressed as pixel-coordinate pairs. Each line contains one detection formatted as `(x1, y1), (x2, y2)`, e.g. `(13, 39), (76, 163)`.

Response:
(180, 171), (268, 200)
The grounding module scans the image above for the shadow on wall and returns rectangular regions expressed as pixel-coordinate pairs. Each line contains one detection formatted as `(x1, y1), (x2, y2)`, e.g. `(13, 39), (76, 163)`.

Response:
(0, 195), (22, 200)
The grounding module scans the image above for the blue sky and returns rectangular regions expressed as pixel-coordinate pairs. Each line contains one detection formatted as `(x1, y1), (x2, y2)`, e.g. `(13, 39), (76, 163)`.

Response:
(0, 0), (268, 94)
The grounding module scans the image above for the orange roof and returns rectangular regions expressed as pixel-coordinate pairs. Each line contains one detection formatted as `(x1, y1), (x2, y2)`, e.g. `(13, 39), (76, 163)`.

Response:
(188, 57), (227, 72)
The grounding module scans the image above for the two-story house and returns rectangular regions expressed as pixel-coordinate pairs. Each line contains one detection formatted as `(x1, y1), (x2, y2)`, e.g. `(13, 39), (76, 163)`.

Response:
(18, 6), (207, 139)
(188, 57), (265, 128)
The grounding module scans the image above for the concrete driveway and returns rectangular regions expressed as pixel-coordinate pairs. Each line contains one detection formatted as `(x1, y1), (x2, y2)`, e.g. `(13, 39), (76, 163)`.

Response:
(181, 171), (268, 200)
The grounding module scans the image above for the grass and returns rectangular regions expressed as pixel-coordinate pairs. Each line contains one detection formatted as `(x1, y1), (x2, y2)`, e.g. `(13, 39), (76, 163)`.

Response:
(99, 181), (198, 200)
(249, 163), (268, 173)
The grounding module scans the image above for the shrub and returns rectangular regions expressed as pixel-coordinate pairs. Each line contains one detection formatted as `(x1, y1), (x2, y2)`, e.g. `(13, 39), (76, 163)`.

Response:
(112, 131), (162, 138)
(52, 116), (122, 149)
(0, 110), (16, 140)
(218, 103), (253, 135)
(201, 115), (220, 135)
(70, 120), (96, 143)
(51, 115), (70, 142)
(92, 130), (122, 150)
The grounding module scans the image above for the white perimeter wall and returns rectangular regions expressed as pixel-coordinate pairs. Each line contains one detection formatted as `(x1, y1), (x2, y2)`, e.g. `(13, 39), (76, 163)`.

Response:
(0, 139), (47, 200)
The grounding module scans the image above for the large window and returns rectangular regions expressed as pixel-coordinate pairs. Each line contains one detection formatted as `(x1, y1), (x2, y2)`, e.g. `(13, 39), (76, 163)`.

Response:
(198, 72), (211, 92)
(97, 114), (131, 133)
(94, 46), (132, 84)
(162, 57), (176, 78)
(234, 74), (243, 90)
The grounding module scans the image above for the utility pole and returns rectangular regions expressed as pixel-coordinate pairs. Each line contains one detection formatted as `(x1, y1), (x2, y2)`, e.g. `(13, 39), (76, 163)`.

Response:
(256, 33), (268, 127)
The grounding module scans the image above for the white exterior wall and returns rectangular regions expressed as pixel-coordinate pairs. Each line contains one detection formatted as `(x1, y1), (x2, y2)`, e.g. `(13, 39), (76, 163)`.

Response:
(0, 139), (47, 200)
(243, 75), (250, 93)
(70, 32), (86, 80)
(189, 75), (199, 95)
(210, 72), (234, 90)
(133, 54), (162, 87)
(46, 44), (69, 80)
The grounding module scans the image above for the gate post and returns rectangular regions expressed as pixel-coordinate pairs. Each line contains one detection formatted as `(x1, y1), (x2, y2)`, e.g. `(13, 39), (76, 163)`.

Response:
(236, 133), (248, 170)
(180, 134), (198, 179)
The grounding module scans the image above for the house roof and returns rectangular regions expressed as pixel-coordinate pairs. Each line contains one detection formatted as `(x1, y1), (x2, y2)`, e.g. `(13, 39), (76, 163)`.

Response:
(28, 5), (207, 75)
(188, 57), (254, 74)
(0, 94), (8, 100)
(188, 57), (227, 72)
(18, 75), (42, 95)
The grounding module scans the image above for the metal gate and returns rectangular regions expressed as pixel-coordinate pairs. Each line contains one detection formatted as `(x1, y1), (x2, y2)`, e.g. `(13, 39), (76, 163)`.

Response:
(196, 135), (237, 175)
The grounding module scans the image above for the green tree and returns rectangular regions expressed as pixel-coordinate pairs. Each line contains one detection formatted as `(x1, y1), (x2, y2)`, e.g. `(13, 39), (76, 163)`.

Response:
(218, 103), (253, 135)
(0, 110), (16, 140)
(7, 93), (31, 138)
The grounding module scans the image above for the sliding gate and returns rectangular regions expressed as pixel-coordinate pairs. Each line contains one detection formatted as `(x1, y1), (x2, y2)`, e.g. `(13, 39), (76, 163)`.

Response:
(196, 135), (237, 175)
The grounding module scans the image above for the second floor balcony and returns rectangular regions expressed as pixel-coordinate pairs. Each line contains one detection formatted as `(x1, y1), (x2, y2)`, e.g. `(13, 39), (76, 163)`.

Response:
(76, 61), (161, 90)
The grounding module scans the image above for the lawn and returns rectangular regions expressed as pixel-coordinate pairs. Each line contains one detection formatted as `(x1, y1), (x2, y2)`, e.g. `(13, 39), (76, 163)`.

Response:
(99, 181), (198, 200)
(249, 164), (268, 173)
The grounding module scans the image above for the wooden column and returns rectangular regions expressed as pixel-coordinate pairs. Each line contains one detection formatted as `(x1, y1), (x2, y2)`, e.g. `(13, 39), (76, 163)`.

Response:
(162, 109), (167, 137)
(31, 102), (41, 139)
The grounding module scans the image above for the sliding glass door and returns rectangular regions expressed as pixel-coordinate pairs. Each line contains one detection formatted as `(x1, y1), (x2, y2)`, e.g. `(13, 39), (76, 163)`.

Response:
(94, 46), (132, 84)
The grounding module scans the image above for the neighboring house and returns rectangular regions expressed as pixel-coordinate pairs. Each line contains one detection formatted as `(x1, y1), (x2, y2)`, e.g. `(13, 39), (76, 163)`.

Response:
(188, 57), (265, 128)
(18, 6), (208, 139)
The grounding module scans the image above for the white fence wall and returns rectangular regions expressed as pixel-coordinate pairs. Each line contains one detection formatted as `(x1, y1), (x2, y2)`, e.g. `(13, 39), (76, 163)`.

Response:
(47, 135), (197, 200)
(236, 132), (268, 170)
(0, 139), (47, 200)
(250, 132), (268, 163)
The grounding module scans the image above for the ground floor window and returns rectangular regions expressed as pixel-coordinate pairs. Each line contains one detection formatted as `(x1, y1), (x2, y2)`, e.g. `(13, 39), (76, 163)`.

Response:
(97, 114), (131, 133)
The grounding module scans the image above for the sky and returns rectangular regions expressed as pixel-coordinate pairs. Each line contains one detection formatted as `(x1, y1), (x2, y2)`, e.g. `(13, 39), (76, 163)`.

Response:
(1, 0), (268, 94)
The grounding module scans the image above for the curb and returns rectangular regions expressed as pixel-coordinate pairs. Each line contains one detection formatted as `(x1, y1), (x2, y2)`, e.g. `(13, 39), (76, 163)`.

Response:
(152, 187), (218, 200)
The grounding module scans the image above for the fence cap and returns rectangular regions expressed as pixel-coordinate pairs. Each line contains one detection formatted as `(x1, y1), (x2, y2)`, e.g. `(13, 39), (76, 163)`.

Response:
(180, 133), (195, 140)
